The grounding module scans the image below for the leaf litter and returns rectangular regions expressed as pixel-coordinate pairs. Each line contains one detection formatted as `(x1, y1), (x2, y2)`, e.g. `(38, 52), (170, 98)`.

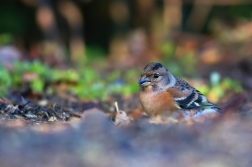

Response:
(0, 51), (252, 166)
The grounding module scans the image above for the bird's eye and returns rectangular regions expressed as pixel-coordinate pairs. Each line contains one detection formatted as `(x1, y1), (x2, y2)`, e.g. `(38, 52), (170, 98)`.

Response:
(154, 73), (160, 78)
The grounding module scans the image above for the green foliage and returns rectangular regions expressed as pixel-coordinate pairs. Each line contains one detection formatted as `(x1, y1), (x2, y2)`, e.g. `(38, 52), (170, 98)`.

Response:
(160, 41), (176, 59)
(197, 72), (242, 101)
(30, 79), (44, 92)
(86, 45), (105, 59)
(50, 69), (79, 81)
(0, 59), (242, 101)
(12, 60), (49, 92)
(0, 33), (13, 45)
(0, 65), (11, 96)
(71, 68), (139, 100)
(3, 60), (139, 100)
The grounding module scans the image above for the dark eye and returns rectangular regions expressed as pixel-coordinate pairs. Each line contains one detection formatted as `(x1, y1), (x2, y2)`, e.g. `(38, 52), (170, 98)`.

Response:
(154, 73), (160, 78)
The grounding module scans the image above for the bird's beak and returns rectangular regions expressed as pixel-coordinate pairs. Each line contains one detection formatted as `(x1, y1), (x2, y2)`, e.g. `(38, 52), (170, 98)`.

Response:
(138, 77), (151, 87)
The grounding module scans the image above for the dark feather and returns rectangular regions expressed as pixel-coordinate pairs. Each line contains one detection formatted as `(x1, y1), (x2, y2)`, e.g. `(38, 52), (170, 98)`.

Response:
(151, 62), (163, 71)
(176, 92), (196, 109)
(176, 90), (221, 110)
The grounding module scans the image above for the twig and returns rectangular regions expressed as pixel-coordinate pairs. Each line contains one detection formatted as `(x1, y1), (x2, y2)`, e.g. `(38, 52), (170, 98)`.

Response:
(114, 102), (119, 113)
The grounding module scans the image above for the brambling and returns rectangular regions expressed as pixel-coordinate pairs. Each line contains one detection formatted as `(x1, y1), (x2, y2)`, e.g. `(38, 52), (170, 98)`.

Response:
(138, 62), (220, 123)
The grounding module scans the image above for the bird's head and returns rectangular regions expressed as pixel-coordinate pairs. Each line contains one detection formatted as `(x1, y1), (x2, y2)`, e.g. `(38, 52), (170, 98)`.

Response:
(138, 62), (174, 91)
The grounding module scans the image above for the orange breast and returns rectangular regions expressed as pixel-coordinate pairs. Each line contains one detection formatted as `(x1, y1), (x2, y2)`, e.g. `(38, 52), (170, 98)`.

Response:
(140, 90), (179, 117)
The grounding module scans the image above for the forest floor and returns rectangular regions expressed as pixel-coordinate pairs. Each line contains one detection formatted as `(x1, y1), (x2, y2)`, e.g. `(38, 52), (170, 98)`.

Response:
(1, 30), (252, 167)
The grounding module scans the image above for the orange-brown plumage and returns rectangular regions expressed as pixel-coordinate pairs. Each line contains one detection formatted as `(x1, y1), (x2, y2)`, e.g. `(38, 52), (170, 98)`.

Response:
(138, 62), (220, 122)
(166, 87), (190, 98)
(140, 90), (178, 117)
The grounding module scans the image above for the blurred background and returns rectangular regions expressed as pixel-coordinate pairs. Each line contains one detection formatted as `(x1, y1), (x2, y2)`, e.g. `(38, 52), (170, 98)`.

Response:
(1, 1), (252, 167)
(0, 0), (252, 103)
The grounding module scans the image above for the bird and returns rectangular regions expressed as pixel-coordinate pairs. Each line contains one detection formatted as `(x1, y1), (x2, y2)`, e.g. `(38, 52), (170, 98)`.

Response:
(138, 62), (220, 123)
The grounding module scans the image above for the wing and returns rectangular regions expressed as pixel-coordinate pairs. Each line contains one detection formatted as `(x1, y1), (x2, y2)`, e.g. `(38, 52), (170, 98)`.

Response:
(167, 77), (220, 110)
(166, 86), (196, 109)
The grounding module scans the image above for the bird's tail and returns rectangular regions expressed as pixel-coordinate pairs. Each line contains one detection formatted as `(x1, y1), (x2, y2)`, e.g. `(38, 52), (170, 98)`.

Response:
(198, 101), (221, 110)
(195, 90), (221, 110)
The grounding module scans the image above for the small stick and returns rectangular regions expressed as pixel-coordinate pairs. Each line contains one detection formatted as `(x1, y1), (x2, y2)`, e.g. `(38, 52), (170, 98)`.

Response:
(114, 102), (119, 113)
